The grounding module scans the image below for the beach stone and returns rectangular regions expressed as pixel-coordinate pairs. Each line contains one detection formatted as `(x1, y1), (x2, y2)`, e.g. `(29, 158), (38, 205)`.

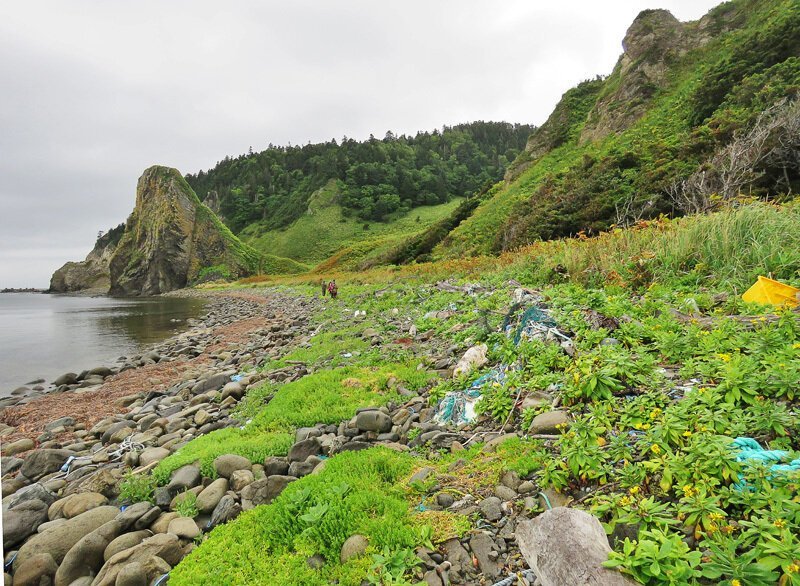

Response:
(168, 516), (201, 539)
(166, 464), (201, 495)
(115, 502), (152, 527)
(192, 373), (229, 394)
(101, 421), (135, 444)
(193, 409), (211, 426)
(240, 475), (296, 509)
(138, 447), (170, 467)
(340, 534), (369, 563)
(9, 552), (58, 586)
(196, 478), (228, 513)
(213, 454), (251, 478)
(14, 505), (118, 569)
(3, 498), (49, 547)
(356, 410), (392, 433)
(114, 563), (148, 586)
(62, 492), (108, 518)
(479, 497), (503, 521)
(45, 417), (76, 431)
(220, 381), (244, 400)
(20, 449), (73, 481)
(91, 533), (182, 586)
(53, 529), (111, 586)
(516, 507), (638, 586)
(53, 372), (78, 386)
(263, 457), (289, 476)
(209, 495), (241, 528)
(287, 438), (320, 463)
(436, 493), (454, 508)
(149, 512), (180, 534)
(469, 533), (501, 580)
(495, 485), (518, 501)
(529, 410), (569, 434)
(104, 530), (153, 561)
(1, 437), (34, 456)
(230, 469), (254, 491)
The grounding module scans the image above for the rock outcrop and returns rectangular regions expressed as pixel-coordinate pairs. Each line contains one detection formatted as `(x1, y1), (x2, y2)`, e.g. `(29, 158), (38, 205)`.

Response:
(108, 166), (260, 296)
(49, 225), (123, 293)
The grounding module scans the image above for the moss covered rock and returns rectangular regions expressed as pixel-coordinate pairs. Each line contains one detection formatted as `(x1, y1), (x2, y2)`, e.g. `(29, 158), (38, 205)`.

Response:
(108, 165), (261, 295)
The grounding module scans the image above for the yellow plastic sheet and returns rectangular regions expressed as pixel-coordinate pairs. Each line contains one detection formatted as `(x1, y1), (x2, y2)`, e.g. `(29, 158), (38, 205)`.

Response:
(742, 276), (800, 307)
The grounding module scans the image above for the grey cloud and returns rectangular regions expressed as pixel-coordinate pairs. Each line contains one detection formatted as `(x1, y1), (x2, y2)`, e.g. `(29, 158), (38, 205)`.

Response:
(0, 0), (720, 288)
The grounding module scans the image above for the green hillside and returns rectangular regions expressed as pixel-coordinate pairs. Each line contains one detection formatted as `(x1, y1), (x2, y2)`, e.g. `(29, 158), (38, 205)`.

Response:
(436, 0), (800, 258)
(239, 179), (463, 270)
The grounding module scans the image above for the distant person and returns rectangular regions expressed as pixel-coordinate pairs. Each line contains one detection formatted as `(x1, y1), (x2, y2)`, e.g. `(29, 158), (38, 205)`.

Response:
(320, 279), (327, 297)
(328, 279), (338, 299)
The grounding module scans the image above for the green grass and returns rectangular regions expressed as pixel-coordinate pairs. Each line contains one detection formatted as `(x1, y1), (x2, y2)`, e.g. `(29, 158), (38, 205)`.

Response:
(240, 180), (463, 268)
(169, 448), (470, 586)
(153, 363), (434, 483)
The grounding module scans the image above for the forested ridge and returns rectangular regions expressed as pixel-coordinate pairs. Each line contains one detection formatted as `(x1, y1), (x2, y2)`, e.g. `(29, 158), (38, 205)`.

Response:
(185, 122), (534, 233)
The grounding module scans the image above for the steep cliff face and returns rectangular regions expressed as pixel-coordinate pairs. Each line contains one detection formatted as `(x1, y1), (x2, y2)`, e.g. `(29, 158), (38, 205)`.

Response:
(109, 166), (260, 296)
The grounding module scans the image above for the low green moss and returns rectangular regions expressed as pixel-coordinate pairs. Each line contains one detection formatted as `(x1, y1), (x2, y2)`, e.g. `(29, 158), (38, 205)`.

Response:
(170, 448), (426, 586)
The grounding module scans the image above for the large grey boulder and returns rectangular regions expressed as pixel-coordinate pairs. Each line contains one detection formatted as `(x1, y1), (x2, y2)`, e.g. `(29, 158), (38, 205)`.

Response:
(355, 410), (392, 433)
(516, 507), (638, 586)
(14, 505), (118, 570)
(20, 449), (74, 481)
(287, 438), (320, 463)
(529, 410), (570, 434)
(104, 530), (153, 561)
(53, 521), (120, 586)
(2, 498), (49, 547)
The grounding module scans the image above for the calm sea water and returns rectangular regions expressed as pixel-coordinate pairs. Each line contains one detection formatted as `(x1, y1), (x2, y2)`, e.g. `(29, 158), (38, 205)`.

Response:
(0, 293), (206, 395)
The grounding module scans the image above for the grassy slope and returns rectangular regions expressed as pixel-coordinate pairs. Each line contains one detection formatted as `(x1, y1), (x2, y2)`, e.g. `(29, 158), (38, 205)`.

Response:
(436, 0), (800, 258)
(240, 180), (463, 270)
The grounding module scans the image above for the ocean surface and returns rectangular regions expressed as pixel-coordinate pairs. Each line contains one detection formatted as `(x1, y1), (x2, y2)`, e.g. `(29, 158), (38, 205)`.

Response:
(0, 293), (207, 395)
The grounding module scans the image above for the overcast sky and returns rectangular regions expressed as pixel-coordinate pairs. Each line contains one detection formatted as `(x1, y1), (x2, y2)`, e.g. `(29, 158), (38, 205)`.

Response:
(0, 0), (721, 288)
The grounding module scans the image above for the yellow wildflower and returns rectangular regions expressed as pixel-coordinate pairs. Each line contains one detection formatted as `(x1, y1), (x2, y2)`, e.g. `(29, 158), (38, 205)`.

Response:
(650, 444), (661, 455)
(596, 437), (607, 447)
(792, 342), (800, 350)
(619, 496), (631, 507)
(731, 580), (741, 586)
(683, 430), (693, 437)
(629, 486), (640, 496)
(649, 408), (662, 419)
(717, 353), (731, 362)
(774, 519), (787, 529)
(788, 563), (800, 574)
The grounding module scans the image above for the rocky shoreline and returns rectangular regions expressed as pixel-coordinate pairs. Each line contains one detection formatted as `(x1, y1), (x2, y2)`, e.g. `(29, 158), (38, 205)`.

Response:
(1, 288), (320, 583)
(1, 284), (599, 586)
